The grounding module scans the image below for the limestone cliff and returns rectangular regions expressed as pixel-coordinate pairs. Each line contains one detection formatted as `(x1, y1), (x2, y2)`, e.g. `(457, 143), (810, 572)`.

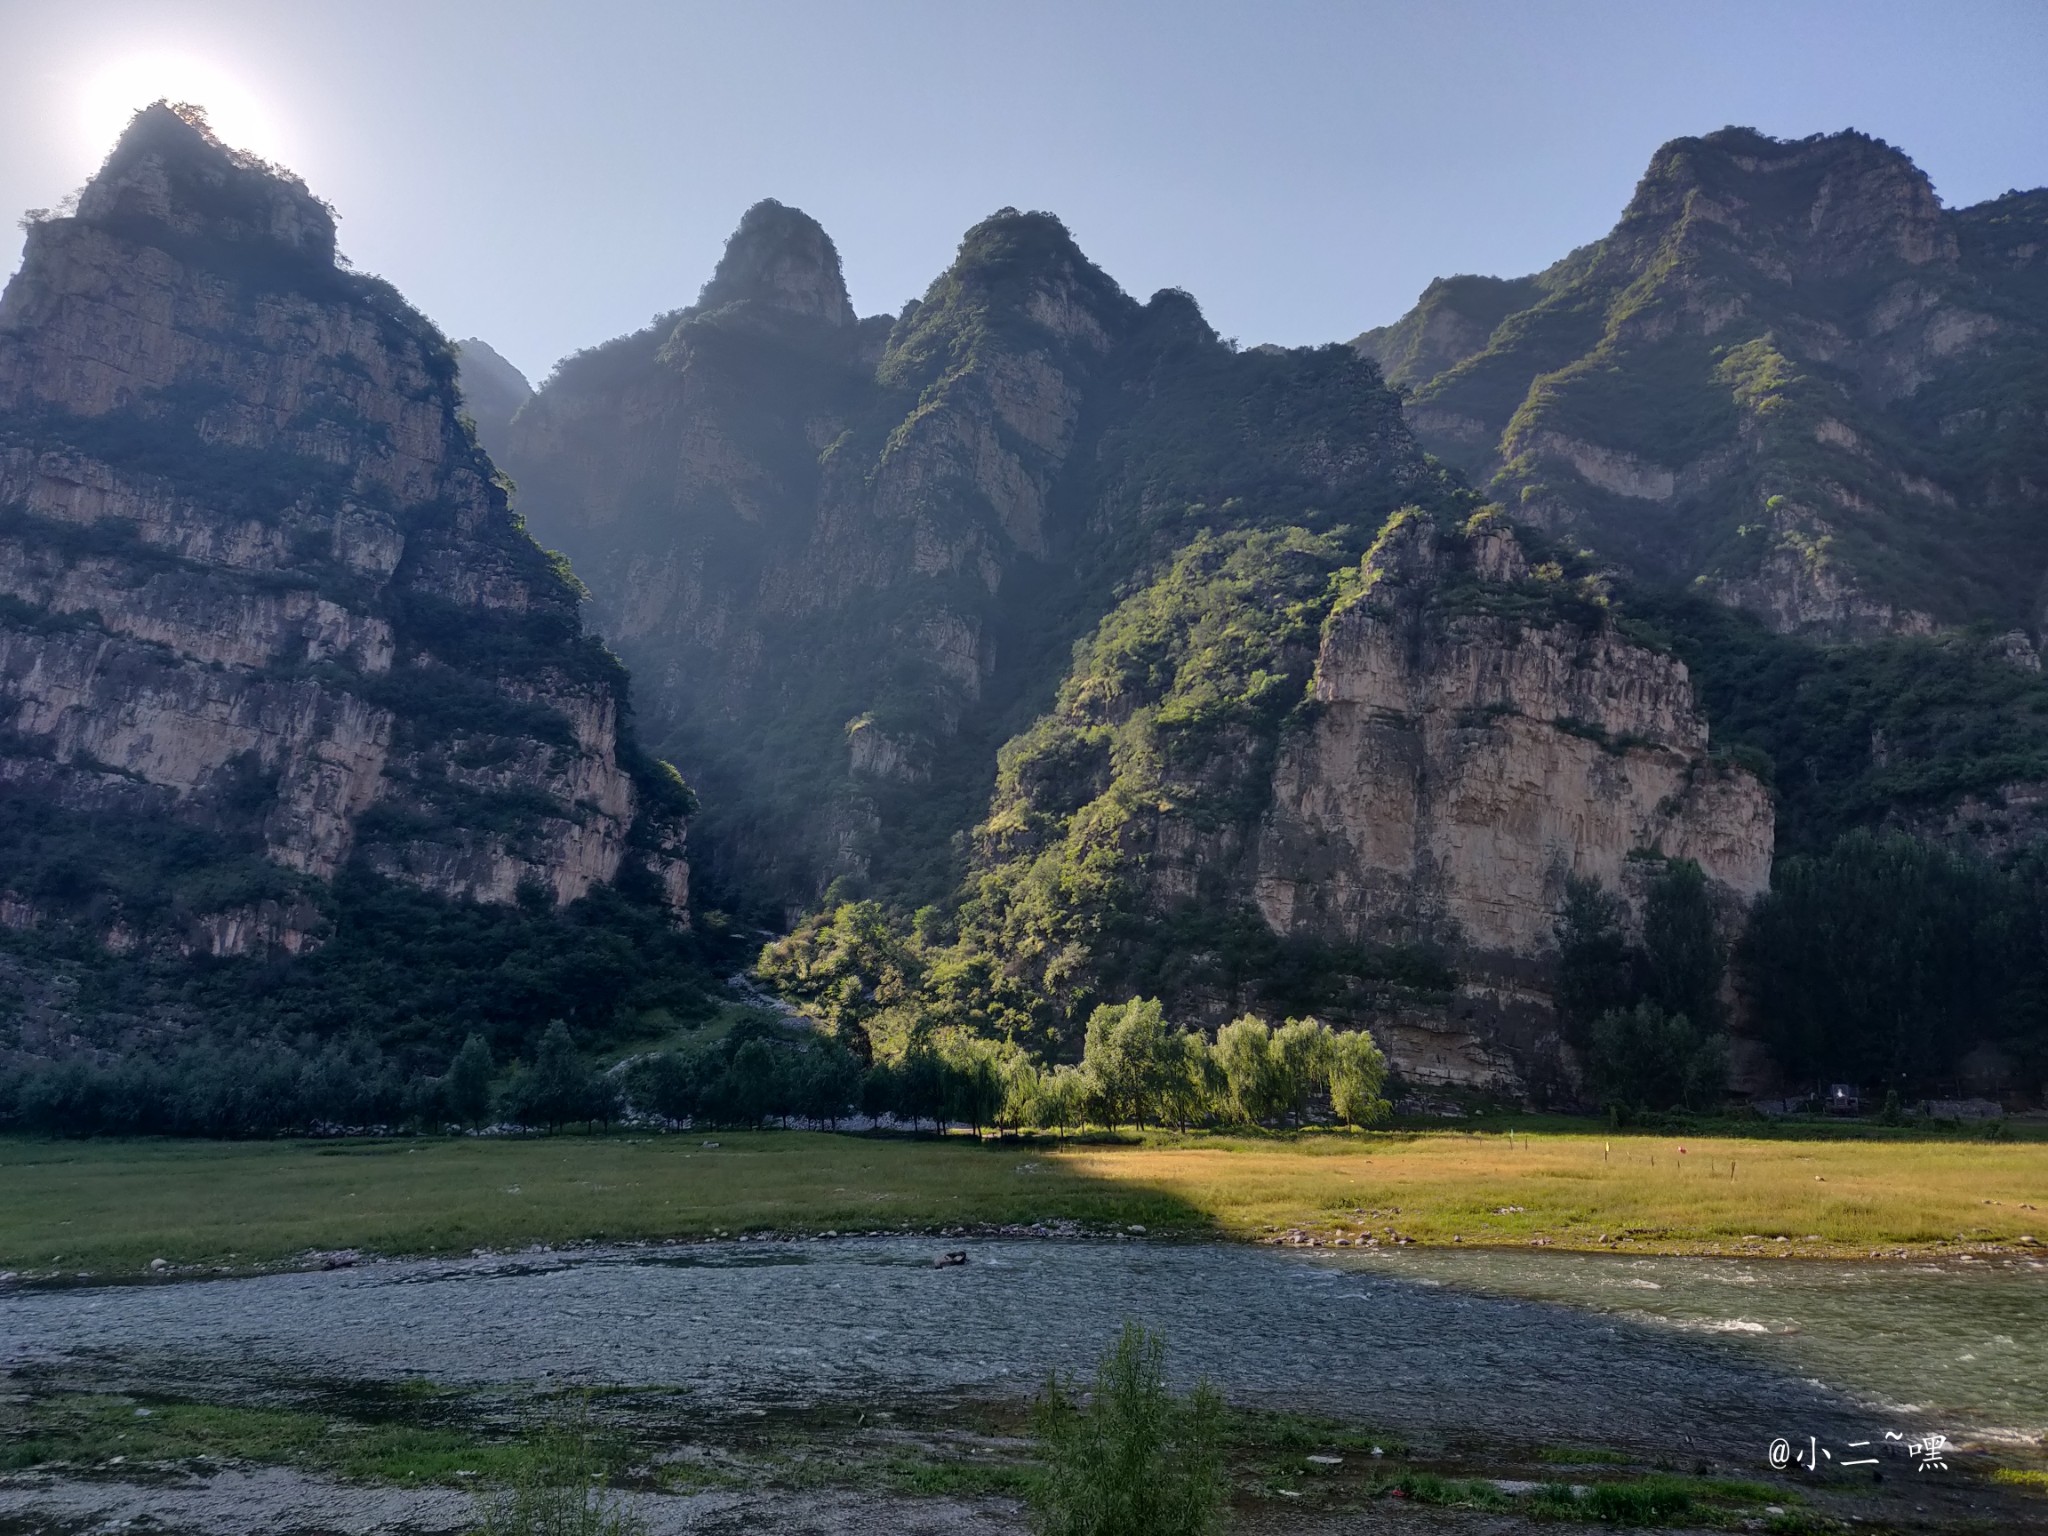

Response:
(1254, 514), (1772, 1086)
(0, 104), (687, 957)
(1360, 128), (2048, 640)
(962, 507), (1771, 1092)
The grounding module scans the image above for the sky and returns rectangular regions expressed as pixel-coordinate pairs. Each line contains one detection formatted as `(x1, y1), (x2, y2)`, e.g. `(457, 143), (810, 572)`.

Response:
(3, 0), (2045, 384)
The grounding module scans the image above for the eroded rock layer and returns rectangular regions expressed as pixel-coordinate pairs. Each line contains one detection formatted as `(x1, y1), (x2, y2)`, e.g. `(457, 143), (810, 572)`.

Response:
(1255, 516), (1772, 1085)
(0, 105), (686, 956)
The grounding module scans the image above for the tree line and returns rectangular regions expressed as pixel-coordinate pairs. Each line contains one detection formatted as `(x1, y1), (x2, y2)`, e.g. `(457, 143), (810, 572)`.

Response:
(1561, 837), (2048, 1112)
(0, 1004), (1390, 1140)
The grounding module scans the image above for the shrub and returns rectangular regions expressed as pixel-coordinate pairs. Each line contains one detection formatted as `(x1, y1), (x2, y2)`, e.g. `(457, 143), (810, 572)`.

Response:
(1029, 1324), (1225, 1536)
(471, 1402), (644, 1536)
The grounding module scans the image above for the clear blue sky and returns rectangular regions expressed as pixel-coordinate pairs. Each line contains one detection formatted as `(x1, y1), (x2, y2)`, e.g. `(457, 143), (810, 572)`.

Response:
(4, 0), (2045, 383)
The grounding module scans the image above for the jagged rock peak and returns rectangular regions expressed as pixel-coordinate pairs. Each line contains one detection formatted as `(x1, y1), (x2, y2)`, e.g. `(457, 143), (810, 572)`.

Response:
(1624, 125), (1952, 270)
(694, 199), (854, 326)
(927, 207), (1141, 352)
(74, 100), (338, 265)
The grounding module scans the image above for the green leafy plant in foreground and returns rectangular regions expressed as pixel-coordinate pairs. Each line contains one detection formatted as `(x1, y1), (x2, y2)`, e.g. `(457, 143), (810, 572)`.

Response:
(1030, 1323), (1226, 1536)
(471, 1403), (645, 1536)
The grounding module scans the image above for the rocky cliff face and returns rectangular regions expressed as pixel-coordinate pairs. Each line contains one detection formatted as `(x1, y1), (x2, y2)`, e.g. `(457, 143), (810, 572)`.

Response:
(1254, 515), (1772, 1087)
(505, 187), (1787, 1096)
(0, 104), (687, 957)
(506, 203), (1430, 912)
(959, 507), (1772, 1093)
(1359, 128), (2048, 640)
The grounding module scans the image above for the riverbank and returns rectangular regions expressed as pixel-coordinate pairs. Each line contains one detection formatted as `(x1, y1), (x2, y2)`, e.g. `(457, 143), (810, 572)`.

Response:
(0, 1369), (1965, 1536)
(5, 1235), (2045, 1534)
(4, 1126), (2043, 1280)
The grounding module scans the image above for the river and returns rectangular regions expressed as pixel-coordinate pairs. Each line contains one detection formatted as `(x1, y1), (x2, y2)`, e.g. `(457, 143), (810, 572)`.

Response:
(5, 1237), (2041, 1464)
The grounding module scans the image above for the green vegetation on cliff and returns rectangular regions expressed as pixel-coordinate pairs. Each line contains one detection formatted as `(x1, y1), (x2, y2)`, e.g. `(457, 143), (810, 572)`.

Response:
(506, 204), (1434, 924)
(1368, 128), (2048, 635)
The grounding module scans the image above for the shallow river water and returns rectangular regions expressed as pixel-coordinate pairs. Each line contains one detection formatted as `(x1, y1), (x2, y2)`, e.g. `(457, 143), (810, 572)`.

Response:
(3, 1239), (2042, 1465)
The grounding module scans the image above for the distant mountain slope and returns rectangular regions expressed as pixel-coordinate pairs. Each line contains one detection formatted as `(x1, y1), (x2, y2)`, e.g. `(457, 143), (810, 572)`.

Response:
(452, 337), (533, 461)
(0, 104), (690, 972)
(506, 201), (1440, 917)
(1357, 128), (2048, 640)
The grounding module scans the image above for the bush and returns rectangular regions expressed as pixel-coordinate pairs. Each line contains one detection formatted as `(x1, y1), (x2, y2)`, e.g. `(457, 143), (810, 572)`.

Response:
(1587, 1003), (1728, 1115)
(1029, 1324), (1225, 1536)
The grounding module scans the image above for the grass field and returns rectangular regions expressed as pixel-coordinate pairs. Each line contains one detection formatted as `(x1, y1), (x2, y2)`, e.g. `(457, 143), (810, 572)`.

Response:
(1, 1126), (2043, 1276)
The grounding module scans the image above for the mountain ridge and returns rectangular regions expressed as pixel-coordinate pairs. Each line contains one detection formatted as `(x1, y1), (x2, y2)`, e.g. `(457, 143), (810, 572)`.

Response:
(1356, 125), (2048, 641)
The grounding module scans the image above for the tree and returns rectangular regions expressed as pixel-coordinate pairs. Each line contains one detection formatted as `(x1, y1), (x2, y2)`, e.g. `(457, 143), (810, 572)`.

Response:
(793, 1040), (861, 1127)
(500, 1020), (597, 1132)
(1081, 998), (1177, 1129)
(1214, 1015), (1284, 1125)
(1031, 1065), (1089, 1144)
(1327, 1028), (1391, 1126)
(1743, 830), (2017, 1093)
(1554, 876), (1633, 1045)
(1641, 858), (1724, 1031)
(1029, 1324), (1225, 1536)
(755, 900), (921, 1055)
(893, 1043), (949, 1131)
(1587, 1003), (1727, 1114)
(625, 1048), (706, 1123)
(1271, 1017), (1332, 1125)
(998, 1047), (1044, 1134)
(446, 1033), (494, 1130)
(942, 1033), (1008, 1138)
(718, 1037), (786, 1128)
(1156, 1029), (1221, 1132)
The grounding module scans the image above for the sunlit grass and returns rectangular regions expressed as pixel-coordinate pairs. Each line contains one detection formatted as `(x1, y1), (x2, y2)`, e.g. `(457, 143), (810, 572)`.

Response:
(1, 1126), (2042, 1275)
(1056, 1130), (2048, 1255)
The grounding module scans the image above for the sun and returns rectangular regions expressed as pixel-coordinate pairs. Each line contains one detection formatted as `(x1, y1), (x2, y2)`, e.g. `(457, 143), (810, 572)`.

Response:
(79, 53), (290, 166)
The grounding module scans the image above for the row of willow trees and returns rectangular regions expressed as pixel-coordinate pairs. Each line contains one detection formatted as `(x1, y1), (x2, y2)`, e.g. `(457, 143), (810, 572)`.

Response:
(0, 1005), (1390, 1139)
(627, 1001), (1391, 1136)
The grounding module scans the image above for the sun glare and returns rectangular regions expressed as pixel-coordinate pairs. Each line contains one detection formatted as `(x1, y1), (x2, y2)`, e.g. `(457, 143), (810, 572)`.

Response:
(79, 53), (290, 167)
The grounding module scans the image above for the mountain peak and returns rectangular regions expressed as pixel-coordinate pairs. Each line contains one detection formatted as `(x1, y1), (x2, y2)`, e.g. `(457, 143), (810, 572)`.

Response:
(1625, 125), (1949, 271)
(933, 206), (1141, 351)
(695, 199), (854, 326)
(74, 100), (338, 266)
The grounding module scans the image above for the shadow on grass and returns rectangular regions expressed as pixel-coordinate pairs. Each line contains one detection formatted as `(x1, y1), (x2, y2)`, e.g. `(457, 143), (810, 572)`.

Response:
(0, 1128), (1225, 1275)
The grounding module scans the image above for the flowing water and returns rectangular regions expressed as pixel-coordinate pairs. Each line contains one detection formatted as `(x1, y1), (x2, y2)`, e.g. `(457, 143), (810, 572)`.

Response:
(1319, 1245), (2048, 1449)
(3, 1239), (2042, 1464)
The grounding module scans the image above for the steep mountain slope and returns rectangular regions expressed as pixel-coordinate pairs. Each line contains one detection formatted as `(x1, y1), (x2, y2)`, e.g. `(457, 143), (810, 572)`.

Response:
(510, 205), (1776, 1095)
(0, 104), (690, 974)
(1358, 128), (2048, 639)
(940, 508), (1770, 1089)
(507, 201), (1439, 916)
